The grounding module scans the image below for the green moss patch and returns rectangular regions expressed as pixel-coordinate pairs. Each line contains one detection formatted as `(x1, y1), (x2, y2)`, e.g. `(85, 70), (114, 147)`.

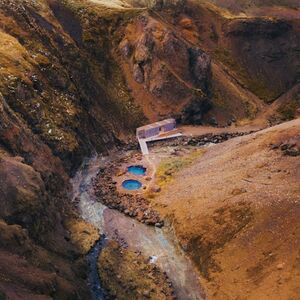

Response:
(277, 98), (300, 121)
(213, 47), (279, 102)
(155, 149), (205, 189)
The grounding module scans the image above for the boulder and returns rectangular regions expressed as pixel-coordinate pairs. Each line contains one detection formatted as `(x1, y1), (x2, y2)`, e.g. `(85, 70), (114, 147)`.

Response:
(151, 185), (161, 193)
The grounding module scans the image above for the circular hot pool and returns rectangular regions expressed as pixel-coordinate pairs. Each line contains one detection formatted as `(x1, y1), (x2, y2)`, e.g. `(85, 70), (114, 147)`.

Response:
(122, 179), (142, 191)
(127, 165), (147, 176)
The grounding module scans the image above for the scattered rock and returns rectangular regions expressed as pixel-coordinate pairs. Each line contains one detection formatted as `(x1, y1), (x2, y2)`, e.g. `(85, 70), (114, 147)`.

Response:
(270, 143), (282, 150)
(143, 290), (151, 298)
(186, 132), (255, 147)
(209, 117), (218, 127)
(151, 185), (161, 193)
(93, 158), (164, 227)
(273, 136), (300, 156)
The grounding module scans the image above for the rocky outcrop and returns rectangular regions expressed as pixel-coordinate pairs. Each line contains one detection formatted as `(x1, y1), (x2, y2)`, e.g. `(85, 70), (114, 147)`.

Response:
(209, 0), (300, 13)
(271, 134), (300, 156)
(117, 11), (213, 122)
(180, 97), (212, 124)
(65, 219), (100, 255)
(189, 48), (212, 91)
(0, 127), (92, 298)
(98, 240), (174, 300)
(222, 17), (300, 102)
(0, 156), (46, 230)
(0, 0), (299, 298)
(0, 215), (92, 299)
(0, 1), (123, 297)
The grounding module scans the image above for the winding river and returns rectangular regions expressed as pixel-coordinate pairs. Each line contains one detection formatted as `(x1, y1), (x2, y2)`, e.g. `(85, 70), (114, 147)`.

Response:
(71, 154), (204, 300)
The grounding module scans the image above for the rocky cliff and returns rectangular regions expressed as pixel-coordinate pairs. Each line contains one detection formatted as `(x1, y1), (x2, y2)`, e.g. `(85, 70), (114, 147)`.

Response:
(0, 0), (299, 299)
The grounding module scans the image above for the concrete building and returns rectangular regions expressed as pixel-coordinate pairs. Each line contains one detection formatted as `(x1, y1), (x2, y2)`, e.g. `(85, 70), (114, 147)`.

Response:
(136, 118), (176, 139)
(136, 119), (181, 155)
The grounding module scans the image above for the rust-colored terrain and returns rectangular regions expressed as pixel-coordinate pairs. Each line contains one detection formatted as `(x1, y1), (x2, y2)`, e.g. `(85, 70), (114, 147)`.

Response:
(152, 119), (300, 299)
(0, 0), (299, 299)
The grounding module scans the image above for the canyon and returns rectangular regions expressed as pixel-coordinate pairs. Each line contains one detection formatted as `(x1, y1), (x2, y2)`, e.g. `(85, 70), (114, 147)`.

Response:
(0, 0), (299, 299)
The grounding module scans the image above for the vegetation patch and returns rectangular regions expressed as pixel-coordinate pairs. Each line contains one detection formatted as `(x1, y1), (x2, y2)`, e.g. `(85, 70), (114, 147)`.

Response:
(213, 47), (279, 102)
(277, 98), (300, 121)
(57, 0), (146, 130)
(155, 149), (205, 189)
(65, 219), (99, 255)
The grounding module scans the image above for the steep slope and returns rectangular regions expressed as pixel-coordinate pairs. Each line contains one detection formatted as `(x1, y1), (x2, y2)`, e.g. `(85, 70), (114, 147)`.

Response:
(152, 119), (300, 299)
(0, 0), (299, 298)
(270, 83), (300, 122)
(0, 0), (147, 171)
(0, 0), (131, 297)
(110, 0), (300, 124)
(0, 94), (94, 298)
(154, 1), (300, 104)
(209, 0), (300, 13)
(46, 0), (300, 126)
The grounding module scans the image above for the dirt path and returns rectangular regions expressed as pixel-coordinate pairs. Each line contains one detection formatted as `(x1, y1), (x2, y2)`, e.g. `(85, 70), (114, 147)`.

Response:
(180, 123), (264, 137)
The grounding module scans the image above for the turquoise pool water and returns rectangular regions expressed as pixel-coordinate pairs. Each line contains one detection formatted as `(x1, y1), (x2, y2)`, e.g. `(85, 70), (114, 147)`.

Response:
(128, 165), (146, 176)
(122, 179), (142, 191)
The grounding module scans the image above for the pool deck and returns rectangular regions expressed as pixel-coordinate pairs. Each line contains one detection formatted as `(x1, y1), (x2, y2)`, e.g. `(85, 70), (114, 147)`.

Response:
(114, 156), (154, 195)
(138, 130), (183, 155)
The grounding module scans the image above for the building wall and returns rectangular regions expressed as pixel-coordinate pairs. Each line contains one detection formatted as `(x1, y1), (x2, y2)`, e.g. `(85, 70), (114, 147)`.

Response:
(163, 122), (176, 132)
(137, 120), (176, 139)
(145, 127), (160, 138)
(137, 130), (145, 139)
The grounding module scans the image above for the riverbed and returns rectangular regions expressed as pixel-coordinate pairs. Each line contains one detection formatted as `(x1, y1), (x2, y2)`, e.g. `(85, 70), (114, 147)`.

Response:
(71, 154), (204, 300)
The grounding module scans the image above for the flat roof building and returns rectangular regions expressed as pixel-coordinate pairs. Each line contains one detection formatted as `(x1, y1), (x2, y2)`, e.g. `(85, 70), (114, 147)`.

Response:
(136, 118), (176, 139)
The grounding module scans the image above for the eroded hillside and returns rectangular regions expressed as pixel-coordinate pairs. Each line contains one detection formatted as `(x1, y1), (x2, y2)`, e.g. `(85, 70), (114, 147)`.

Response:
(151, 119), (300, 299)
(0, 0), (299, 299)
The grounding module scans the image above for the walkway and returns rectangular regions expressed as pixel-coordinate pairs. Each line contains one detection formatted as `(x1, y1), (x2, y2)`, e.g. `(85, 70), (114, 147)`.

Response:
(138, 132), (183, 155)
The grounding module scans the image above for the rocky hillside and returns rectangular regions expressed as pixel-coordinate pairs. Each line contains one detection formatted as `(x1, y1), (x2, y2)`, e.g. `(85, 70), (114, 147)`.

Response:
(152, 119), (300, 299)
(209, 0), (300, 13)
(0, 0), (299, 299)
(91, 0), (300, 125)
